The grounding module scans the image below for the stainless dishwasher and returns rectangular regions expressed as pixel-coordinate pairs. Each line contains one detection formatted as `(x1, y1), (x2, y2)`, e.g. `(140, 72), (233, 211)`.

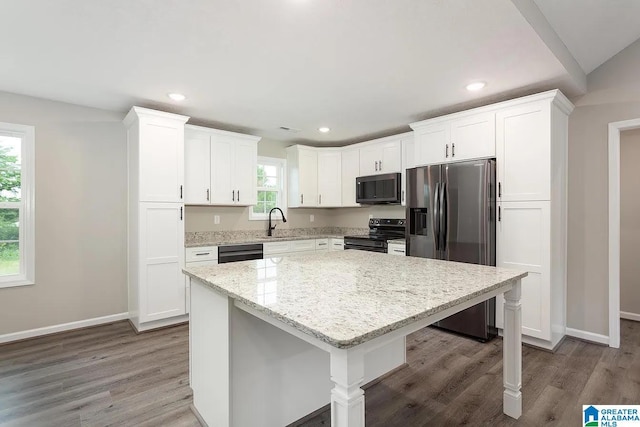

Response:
(218, 243), (263, 263)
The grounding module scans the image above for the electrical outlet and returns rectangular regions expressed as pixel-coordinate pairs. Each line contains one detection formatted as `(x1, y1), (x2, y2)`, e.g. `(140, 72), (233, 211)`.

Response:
(369, 214), (373, 219)
(214, 215), (220, 225)
(310, 214), (315, 223)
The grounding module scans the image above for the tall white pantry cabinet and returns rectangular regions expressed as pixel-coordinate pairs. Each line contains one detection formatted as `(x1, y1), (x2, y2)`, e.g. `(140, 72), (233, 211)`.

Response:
(124, 107), (190, 332)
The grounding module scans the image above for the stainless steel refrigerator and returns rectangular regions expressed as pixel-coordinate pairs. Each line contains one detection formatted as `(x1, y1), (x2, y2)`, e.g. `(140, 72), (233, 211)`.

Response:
(406, 159), (497, 341)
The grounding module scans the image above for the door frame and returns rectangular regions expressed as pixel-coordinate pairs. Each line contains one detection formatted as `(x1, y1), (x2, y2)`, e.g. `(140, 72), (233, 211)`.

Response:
(608, 118), (640, 348)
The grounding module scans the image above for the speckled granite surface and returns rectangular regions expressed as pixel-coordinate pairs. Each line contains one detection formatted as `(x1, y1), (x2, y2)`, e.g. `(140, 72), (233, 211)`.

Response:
(184, 251), (527, 349)
(185, 227), (368, 247)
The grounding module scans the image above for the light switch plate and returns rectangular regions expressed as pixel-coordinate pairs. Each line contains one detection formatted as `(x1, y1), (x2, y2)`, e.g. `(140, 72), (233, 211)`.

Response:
(214, 215), (220, 224)
(310, 214), (315, 223)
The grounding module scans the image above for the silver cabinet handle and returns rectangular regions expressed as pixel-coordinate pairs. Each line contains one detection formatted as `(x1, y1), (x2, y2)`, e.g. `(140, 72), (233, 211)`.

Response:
(206, 188), (210, 201)
(195, 252), (211, 256)
(375, 161), (378, 171)
(498, 182), (502, 198)
(379, 160), (382, 170)
(318, 243), (327, 246)
(232, 190), (235, 202)
(301, 194), (303, 205)
(452, 143), (455, 157)
(180, 185), (183, 200)
(445, 144), (449, 158)
(401, 190), (405, 202)
(498, 206), (501, 222)
(319, 194), (321, 205)
(237, 190), (239, 202)
(180, 206), (183, 220)
(393, 249), (404, 253)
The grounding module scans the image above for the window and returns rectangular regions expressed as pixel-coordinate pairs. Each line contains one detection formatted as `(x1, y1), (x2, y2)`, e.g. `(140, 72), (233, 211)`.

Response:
(250, 157), (286, 221)
(0, 122), (34, 288)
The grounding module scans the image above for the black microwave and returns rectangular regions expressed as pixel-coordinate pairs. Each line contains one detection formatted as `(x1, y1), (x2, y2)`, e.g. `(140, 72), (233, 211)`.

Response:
(356, 173), (401, 204)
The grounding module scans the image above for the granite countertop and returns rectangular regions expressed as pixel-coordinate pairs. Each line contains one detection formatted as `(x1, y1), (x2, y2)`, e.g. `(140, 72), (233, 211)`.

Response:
(185, 234), (352, 248)
(183, 251), (527, 349)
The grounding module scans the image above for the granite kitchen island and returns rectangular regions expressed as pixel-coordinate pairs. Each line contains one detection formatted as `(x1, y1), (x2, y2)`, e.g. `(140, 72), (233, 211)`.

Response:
(184, 251), (527, 427)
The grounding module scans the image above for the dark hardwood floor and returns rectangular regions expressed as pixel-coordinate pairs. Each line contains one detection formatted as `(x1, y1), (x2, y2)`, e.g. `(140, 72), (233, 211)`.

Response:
(1, 320), (638, 426)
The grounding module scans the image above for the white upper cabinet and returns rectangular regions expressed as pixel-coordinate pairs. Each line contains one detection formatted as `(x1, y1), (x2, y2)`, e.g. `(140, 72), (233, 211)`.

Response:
(184, 131), (211, 204)
(184, 125), (260, 206)
(401, 138), (415, 206)
(341, 148), (360, 207)
(412, 112), (495, 167)
(287, 146), (319, 208)
(126, 107), (188, 203)
(496, 101), (551, 202)
(359, 138), (402, 175)
(317, 150), (342, 207)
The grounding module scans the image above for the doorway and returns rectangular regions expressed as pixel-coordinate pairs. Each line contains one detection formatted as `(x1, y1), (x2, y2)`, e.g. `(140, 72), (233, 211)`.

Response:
(608, 118), (640, 348)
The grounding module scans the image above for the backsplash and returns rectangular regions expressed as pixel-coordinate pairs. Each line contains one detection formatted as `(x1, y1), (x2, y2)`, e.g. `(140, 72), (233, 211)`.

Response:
(185, 227), (368, 246)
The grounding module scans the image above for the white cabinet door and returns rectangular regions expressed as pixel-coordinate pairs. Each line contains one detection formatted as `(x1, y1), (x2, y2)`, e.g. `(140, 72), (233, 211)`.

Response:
(401, 139), (415, 206)
(184, 131), (211, 204)
(388, 243), (406, 256)
(414, 123), (448, 166)
(317, 151), (341, 207)
(209, 136), (234, 204)
(139, 202), (185, 322)
(234, 140), (257, 206)
(380, 140), (402, 173)
(298, 149), (318, 207)
(496, 201), (551, 340)
(341, 148), (360, 207)
(496, 101), (551, 202)
(139, 120), (184, 202)
(450, 112), (495, 161)
(359, 146), (380, 176)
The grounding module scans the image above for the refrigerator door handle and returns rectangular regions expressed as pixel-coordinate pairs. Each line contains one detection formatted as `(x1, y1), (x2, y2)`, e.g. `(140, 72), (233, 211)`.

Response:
(433, 182), (440, 251)
(440, 182), (447, 252)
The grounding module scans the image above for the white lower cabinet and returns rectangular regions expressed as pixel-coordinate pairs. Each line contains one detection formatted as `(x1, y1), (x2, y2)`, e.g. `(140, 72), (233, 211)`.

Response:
(315, 238), (329, 251)
(495, 201), (563, 349)
(185, 246), (218, 314)
(137, 203), (186, 326)
(330, 238), (344, 251)
(387, 242), (406, 256)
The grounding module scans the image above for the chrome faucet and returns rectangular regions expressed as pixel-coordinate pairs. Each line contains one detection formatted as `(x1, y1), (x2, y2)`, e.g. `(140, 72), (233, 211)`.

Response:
(268, 207), (287, 237)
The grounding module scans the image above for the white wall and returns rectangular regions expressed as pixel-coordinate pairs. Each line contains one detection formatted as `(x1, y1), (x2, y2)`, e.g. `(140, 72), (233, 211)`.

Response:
(620, 128), (640, 317)
(0, 91), (127, 335)
(567, 38), (640, 335)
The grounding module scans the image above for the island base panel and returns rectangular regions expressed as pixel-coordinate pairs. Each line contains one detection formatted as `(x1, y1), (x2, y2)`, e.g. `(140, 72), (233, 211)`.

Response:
(190, 279), (406, 427)
(503, 280), (522, 419)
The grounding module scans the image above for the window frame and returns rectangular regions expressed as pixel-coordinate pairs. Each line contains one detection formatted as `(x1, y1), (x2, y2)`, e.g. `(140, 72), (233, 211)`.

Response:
(249, 156), (287, 221)
(0, 122), (35, 288)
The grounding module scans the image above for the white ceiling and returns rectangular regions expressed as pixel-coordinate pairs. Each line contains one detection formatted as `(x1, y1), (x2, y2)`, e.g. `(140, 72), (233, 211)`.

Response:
(534, 0), (640, 74)
(0, 0), (632, 145)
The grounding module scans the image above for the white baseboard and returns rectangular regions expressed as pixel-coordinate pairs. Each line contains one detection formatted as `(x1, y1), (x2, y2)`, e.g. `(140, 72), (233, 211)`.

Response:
(0, 312), (129, 344)
(565, 327), (609, 346)
(620, 311), (640, 322)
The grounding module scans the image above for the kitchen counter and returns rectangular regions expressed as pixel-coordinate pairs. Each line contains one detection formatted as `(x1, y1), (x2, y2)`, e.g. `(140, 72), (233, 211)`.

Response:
(184, 227), (368, 247)
(187, 250), (526, 426)
(387, 238), (406, 244)
(185, 234), (356, 247)
(184, 250), (525, 348)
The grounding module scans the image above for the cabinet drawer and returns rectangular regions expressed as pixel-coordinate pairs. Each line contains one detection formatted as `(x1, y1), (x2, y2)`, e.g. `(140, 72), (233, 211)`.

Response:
(331, 238), (344, 250)
(315, 238), (329, 250)
(185, 246), (218, 262)
(263, 241), (292, 255)
(290, 240), (316, 252)
(388, 243), (406, 256)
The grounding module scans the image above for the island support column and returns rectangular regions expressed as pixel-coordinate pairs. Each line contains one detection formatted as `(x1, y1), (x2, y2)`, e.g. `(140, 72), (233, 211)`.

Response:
(330, 347), (366, 427)
(503, 280), (522, 419)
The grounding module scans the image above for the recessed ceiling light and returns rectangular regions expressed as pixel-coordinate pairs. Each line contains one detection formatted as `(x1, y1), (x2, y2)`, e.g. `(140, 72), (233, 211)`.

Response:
(465, 82), (486, 91)
(318, 127), (330, 133)
(168, 93), (186, 101)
